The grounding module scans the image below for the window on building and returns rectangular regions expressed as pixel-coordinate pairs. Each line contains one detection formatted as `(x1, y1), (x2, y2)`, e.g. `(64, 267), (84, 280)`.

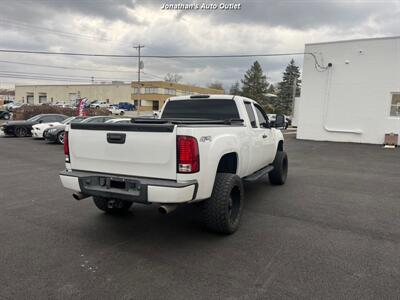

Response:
(38, 93), (47, 104)
(244, 102), (257, 128)
(145, 87), (158, 94)
(26, 93), (34, 104)
(165, 88), (176, 95)
(390, 93), (400, 117)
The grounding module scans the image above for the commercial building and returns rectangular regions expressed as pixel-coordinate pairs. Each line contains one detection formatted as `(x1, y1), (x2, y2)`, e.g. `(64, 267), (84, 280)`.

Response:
(15, 81), (224, 111)
(297, 36), (400, 145)
(15, 82), (131, 105)
(132, 81), (224, 111)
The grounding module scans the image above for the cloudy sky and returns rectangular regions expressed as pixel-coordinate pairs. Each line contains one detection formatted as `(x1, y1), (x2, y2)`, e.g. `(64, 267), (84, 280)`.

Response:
(0, 0), (399, 90)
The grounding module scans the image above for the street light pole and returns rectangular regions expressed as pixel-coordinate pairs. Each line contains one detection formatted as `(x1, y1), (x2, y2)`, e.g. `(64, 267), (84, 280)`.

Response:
(134, 44), (144, 116)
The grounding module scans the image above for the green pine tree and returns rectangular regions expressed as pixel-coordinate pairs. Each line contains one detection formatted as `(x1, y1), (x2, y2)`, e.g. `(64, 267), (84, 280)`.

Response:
(241, 61), (270, 109)
(276, 59), (301, 115)
(229, 81), (241, 95)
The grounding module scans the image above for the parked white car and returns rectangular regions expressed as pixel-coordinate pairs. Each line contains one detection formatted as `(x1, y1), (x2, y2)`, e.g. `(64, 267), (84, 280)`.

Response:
(60, 94), (288, 234)
(90, 101), (108, 109)
(108, 106), (126, 115)
(53, 101), (69, 108)
(31, 116), (76, 138)
(6, 102), (25, 111)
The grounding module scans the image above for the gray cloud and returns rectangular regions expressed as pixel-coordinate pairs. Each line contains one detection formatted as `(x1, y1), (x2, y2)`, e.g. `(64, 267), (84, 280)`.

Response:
(0, 0), (399, 90)
(174, 0), (398, 30)
(0, 0), (137, 23)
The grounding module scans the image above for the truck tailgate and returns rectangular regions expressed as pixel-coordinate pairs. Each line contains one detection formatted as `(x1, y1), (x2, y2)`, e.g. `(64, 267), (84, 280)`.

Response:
(68, 123), (177, 180)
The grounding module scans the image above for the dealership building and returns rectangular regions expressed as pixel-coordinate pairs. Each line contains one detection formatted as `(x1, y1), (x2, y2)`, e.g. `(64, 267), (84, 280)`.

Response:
(297, 36), (400, 145)
(131, 81), (223, 111)
(15, 82), (131, 105)
(15, 81), (223, 111)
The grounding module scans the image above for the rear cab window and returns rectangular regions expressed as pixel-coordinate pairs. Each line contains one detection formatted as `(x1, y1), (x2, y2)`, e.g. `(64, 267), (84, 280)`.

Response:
(161, 99), (240, 120)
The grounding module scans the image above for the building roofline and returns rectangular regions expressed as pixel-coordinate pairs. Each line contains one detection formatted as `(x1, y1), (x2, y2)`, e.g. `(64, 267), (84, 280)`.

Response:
(131, 81), (224, 92)
(305, 35), (400, 46)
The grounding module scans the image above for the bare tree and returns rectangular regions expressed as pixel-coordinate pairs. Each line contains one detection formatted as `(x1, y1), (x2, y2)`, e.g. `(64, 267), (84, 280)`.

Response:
(208, 81), (224, 91)
(164, 73), (183, 83)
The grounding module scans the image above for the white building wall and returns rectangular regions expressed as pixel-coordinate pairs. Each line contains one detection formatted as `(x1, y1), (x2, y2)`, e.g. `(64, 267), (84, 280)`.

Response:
(297, 37), (400, 145)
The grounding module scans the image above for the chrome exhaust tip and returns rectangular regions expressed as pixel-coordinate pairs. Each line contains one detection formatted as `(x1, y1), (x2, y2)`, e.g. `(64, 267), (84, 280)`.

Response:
(73, 192), (90, 201)
(158, 204), (178, 215)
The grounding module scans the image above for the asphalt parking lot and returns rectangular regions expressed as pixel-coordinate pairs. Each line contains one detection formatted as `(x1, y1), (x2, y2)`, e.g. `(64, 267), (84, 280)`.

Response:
(1, 134), (399, 299)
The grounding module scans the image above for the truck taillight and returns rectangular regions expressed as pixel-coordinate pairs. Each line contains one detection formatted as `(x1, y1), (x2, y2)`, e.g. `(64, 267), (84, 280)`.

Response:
(177, 135), (199, 173)
(64, 131), (70, 163)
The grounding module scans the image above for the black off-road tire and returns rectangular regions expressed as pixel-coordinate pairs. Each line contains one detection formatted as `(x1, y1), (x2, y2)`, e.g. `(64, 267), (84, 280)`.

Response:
(202, 173), (244, 234)
(14, 126), (28, 137)
(93, 197), (133, 214)
(269, 151), (288, 185)
(57, 131), (65, 144)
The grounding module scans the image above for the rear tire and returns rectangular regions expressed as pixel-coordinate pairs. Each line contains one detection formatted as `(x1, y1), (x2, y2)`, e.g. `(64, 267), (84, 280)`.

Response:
(120, 111), (125, 116)
(202, 173), (244, 234)
(14, 126), (28, 137)
(269, 151), (288, 185)
(93, 197), (133, 214)
(57, 131), (65, 144)
(3, 113), (10, 120)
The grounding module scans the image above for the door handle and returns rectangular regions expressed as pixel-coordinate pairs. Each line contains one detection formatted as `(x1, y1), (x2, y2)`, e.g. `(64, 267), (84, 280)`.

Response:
(107, 133), (126, 144)
(262, 134), (268, 139)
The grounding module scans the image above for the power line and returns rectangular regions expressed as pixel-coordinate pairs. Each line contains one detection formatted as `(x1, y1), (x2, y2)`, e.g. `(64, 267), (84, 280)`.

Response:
(0, 49), (307, 58)
(0, 59), (135, 73)
(0, 48), (329, 68)
(141, 71), (165, 80)
(0, 74), (95, 83)
(0, 69), (131, 81)
(0, 74), (130, 84)
(0, 59), (167, 81)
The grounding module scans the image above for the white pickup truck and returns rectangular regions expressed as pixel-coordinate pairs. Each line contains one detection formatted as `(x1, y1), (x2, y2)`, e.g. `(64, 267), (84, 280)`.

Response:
(60, 95), (288, 234)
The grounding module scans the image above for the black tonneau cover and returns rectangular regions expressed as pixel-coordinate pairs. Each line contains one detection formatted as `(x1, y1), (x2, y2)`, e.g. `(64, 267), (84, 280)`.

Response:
(70, 122), (175, 132)
(132, 118), (244, 125)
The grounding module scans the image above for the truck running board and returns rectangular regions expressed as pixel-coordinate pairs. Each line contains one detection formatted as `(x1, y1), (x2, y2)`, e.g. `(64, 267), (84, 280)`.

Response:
(243, 165), (274, 182)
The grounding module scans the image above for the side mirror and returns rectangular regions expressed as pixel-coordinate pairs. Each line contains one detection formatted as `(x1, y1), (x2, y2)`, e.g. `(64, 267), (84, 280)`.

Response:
(274, 114), (285, 128)
(260, 122), (270, 128)
(39, 120), (43, 123)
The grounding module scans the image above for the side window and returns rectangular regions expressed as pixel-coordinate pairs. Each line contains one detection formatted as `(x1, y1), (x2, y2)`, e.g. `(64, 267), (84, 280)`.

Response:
(54, 116), (65, 122)
(244, 102), (257, 128)
(39, 116), (51, 123)
(254, 105), (268, 127)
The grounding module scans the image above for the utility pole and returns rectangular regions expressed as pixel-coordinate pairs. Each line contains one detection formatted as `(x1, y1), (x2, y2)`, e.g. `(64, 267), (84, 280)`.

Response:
(133, 44), (144, 116)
